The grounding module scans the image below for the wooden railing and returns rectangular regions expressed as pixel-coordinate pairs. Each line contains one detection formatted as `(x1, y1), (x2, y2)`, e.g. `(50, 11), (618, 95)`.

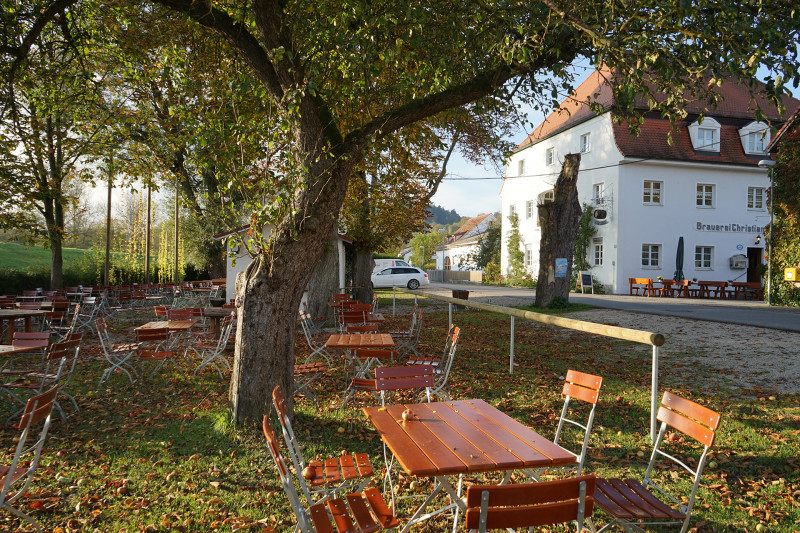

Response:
(391, 287), (666, 442)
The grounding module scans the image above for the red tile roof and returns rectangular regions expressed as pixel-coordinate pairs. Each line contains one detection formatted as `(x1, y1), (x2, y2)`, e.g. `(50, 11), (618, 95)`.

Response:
(450, 213), (491, 242)
(517, 67), (800, 162)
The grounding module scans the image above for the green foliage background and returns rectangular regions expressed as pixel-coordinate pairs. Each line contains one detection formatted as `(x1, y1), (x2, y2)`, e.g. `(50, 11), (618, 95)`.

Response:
(771, 125), (800, 306)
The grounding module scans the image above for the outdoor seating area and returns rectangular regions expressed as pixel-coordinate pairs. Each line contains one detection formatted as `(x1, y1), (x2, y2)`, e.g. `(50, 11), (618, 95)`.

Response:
(628, 278), (765, 300)
(0, 289), (790, 531)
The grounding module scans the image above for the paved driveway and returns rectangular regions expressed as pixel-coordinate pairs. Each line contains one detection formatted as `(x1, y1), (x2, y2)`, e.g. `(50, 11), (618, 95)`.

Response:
(424, 282), (800, 333)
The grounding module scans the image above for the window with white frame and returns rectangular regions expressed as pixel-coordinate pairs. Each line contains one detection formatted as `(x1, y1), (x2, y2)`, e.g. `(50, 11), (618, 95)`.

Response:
(592, 182), (604, 205)
(525, 200), (534, 219)
(518, 159), (525, 176)
(524, 244), (532, 268)
(546, 147), (555, 166)
(643, 180), (662, 205)
(641, 244), (661, 268)
(688, 117), (721, 152)
(509, 204), (517, 218)
(538, 190), (554, 204)
(592, 238), (603, 266)
(695, 246), (713, 269)
(580, 133), (591, 153)
(739, 121), (770, 154)
(747, 187), (765, 209)
(696, 184), (714, 207)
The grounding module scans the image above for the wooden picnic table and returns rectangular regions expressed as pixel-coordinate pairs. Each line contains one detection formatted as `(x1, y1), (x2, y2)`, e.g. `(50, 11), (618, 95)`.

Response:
(0, 309), (46, 343)
(203, 307), (236, 335)
(325, 333), (394, 350)
(134, 319), (197, 333)
(0, 344), (45, 356)
(364, 399), (575, 531)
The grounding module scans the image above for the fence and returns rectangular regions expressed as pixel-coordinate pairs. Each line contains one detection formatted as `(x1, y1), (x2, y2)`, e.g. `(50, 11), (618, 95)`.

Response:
(426, 269), (483, 283)
(391, 287), (666, 443)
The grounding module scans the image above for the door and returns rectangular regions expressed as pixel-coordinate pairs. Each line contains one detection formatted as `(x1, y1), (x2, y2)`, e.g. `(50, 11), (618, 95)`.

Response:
(746, 247), (762, 283)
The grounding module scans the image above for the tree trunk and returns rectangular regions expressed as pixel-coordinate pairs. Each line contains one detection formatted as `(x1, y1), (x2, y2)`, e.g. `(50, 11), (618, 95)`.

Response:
(535, 153), (582, 308)
(305, 226), (340, 320)
(352, 248), (374, 303)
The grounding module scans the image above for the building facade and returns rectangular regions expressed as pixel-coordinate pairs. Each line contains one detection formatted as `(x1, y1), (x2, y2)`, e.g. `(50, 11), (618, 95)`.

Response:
(434, 213), (498, 271)
(500, 68), (799, 293)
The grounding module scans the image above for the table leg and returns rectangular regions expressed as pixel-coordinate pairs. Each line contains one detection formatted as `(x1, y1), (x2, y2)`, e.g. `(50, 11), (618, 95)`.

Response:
(23, 317), (32, 332)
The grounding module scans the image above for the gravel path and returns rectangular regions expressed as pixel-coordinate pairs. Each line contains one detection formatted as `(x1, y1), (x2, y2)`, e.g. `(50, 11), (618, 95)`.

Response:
(398, 292), (800, 397)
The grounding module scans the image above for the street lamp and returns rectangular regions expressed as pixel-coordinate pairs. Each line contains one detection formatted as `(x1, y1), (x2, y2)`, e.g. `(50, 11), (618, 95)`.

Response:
(758, 159), (777, 305)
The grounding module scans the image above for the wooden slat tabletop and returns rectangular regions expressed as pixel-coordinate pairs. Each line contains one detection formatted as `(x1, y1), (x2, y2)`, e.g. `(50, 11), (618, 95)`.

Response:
(326, 333), (394, 349)
(0, 344), (42, 356)
(134, 319), (197, 332)
(364, 399), (576, 477)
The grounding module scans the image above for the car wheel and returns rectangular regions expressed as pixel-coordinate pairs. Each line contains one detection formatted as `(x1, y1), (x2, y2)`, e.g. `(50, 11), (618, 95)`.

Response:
(407, 279), (420, 290)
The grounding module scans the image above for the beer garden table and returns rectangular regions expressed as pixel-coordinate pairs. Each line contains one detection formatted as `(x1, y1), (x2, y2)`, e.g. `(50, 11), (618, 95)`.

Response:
(0, 309), (46, 343)
(363, 399), (576, 532)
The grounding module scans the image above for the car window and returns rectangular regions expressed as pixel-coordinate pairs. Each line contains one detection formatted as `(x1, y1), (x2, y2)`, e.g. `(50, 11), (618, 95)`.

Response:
(378, 268), (392, 275)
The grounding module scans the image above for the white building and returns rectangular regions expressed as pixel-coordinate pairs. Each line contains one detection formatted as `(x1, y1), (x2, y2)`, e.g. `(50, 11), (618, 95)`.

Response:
(434, 213), (498, 271)
(500, 68), (799, 293)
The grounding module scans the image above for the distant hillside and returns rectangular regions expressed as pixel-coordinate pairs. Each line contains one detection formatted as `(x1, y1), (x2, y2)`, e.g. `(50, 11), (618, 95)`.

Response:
(426, 204), (461, 225)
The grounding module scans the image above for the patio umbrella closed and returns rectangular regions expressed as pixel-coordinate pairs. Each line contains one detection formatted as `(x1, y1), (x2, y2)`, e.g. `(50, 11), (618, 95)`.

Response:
(673, 236), (685, 282)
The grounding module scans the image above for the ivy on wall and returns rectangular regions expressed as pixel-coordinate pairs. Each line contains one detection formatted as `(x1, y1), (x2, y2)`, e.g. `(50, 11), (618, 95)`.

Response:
(771, 123), (800, 306)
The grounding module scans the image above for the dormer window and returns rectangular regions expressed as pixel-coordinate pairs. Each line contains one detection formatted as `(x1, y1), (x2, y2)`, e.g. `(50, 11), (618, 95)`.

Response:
(739, 121), (770, 154)
(688, 117), (721, 152)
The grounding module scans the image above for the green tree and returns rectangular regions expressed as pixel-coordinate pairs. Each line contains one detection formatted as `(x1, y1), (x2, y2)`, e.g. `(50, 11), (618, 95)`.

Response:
(771, 122), (800, 306)
(408, 230), (445, 271)
(6, 0), (800, 423)
(505, 213), (525, 283)
(475, 218), (501, 269)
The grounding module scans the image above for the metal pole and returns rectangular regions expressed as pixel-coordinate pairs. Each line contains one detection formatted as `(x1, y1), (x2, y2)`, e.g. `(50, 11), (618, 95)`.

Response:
(174, 183), (180, 283)
(145, 185), (151, 284)
(392, 286), (396, 317)
(768, 167), (774, 305)
(448, 302), (453, 327)
(509, 316), (515, 374)
(104, 163), (112, 286)
(650, 345), (660, 443)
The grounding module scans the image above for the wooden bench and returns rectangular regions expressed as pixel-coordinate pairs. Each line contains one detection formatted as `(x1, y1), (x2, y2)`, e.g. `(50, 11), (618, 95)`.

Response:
(730, 281), (764, 300)
(628, 278), (654, 296)
(697, 280), (729, 299)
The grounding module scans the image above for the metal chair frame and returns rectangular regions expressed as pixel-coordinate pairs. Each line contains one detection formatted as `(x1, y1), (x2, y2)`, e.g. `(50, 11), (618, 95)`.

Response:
(95, 317), (139, 384)
(0, 386), (59, 533)
(592, 392), (721, 533)
(190, 313), (234, 379)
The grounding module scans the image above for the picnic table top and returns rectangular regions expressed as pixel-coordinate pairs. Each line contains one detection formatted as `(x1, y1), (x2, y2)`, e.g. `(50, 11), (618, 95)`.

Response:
(363, 399), (575, 477)
(325, 333), (394, 349)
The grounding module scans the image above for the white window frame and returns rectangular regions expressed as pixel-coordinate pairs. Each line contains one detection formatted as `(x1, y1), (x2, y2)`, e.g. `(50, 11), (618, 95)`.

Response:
(740, 121), (770, 154)
(518, 159), (525, 176)
(524, 244), (532, 268)
(688, 117), (721, 152)
(509, 204), (517, 218)
(592, 182), (604, 206)
(525, 200), (534, 219)
(695, 246), (713, 269)
(592, 237), (603, 266)
(643, 180), (663, 205)
(696, 183), (715, 208)
(641, 244), (661, 268)
(580, 133), (591, 153)
(546, 147), (555, 166)
(747, 186), (765, 210)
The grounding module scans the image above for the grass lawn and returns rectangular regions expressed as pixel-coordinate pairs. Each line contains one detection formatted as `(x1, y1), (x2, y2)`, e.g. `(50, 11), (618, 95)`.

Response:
(1, 296), (797, 531)
(0, 242), (89, 270)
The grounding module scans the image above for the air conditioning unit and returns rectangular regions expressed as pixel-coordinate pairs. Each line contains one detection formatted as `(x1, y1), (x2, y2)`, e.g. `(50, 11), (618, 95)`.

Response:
(730, 254), (747, 269)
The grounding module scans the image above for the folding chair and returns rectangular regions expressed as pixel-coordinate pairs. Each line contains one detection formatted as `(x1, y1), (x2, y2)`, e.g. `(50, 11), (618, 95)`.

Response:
(190, 313), (234, 379)
(1, 332), (51, 376)
(73, 298), (98, 334)
(465, 474), (596, 532)
(299, 312), (333, 365)
(406, 320), (448, 367)
(134, 327), (186, 380)
(404, 326), (460, 401)
(1, 386), (60, 533)
(272, 386), (374, 503)
(262, 415), (398, 533)
(390, 306), (423, 359)
(592, 391), (721, 533)
(1, 341), (70, 424)
(352, 365), (434, 409)
(54, 332), (83, 415)
(95, 317), (139, 384)
(293, 361), (327, 409)
(521, 370), (603, 482)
